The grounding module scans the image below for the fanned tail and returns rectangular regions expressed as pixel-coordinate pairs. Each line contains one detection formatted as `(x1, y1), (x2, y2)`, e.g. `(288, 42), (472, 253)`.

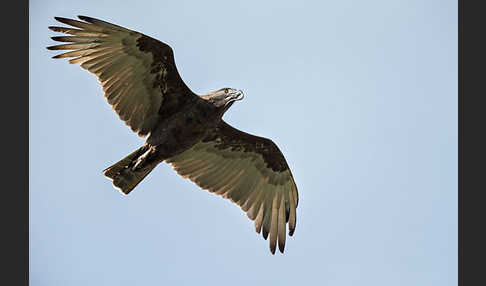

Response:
(104, 145), (158, 195)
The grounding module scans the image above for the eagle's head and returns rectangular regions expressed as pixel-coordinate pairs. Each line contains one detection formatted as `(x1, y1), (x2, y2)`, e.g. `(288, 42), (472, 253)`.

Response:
(201, 88), (244, 108)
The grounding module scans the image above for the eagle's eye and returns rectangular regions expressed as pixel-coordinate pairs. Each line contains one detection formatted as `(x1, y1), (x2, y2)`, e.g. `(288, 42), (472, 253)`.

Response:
(224, 89), (229, 94)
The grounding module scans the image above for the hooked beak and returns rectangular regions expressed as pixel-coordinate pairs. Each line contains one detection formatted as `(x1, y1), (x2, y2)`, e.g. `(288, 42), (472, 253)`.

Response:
(234, 90), (244, 101)
(225, 90), (245, 106)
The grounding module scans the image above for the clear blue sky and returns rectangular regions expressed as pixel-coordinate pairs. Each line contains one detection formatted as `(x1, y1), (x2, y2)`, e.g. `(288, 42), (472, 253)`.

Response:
(30, 0), (457, 285)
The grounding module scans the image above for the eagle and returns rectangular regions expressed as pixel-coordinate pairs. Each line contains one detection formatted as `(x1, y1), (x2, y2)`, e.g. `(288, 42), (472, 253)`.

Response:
(48, 16), (299, 254)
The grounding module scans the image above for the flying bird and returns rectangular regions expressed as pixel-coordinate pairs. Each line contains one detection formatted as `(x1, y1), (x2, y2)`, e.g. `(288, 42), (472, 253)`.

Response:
(48, 16), (299, 254)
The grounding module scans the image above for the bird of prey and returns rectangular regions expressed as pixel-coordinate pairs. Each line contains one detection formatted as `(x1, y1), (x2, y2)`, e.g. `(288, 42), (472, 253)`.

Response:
(48, 16), (299, 254)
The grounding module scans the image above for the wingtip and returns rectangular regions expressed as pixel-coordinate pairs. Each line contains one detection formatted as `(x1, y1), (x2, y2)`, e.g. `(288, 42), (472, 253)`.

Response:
(54, 16), (68, 22)
(262, 231), (269, 240)
(270, 247), (276, 255)
(77, 15), (93, 22)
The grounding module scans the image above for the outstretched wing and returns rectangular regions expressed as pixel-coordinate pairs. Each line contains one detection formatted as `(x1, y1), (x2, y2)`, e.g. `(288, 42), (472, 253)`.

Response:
(48, 16), (197, 136)
(166, 121), (299, 254)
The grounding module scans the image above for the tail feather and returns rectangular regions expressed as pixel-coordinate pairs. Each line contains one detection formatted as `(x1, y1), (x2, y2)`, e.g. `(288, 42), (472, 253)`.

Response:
(104, 146), (158, 195)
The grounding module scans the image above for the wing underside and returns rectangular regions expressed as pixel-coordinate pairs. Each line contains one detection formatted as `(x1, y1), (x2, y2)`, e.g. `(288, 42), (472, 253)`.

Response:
(48, 16), (195, 136)
(166, 121), (298, 254)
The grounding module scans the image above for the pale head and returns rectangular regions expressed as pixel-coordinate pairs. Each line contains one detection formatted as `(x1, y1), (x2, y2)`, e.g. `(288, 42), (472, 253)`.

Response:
(201, 88), (244, 107)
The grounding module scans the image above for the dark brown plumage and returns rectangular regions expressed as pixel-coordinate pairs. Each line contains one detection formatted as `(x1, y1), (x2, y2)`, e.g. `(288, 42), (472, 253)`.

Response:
(48, 15), (299, 254)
